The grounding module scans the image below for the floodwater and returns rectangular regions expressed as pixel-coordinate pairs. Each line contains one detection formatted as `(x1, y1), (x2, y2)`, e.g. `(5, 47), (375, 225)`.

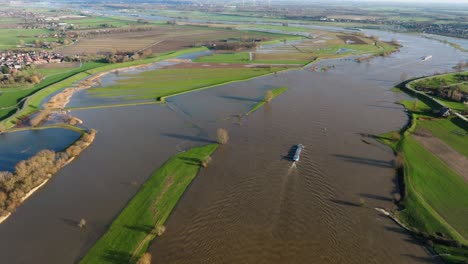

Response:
(0, 128), (81, 172)
(67, 51), (213, 108)
(0, 29), (465, 264)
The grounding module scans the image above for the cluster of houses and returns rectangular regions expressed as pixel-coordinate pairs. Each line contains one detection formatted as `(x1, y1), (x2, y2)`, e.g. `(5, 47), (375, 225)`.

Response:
(0, 51), (64, 73)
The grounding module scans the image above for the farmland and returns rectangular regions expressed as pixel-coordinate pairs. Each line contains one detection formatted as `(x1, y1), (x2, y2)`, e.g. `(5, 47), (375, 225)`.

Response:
(58, 24), (293, 56)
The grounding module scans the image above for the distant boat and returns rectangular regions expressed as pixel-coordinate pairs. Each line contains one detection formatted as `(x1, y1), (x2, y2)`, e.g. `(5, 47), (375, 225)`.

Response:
(293, 144), (303, 161)
(422, 55), (432, 61)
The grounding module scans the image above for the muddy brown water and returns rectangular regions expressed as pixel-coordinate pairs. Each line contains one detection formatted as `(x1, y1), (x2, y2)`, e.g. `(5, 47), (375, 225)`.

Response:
(0, 31), (466, 263)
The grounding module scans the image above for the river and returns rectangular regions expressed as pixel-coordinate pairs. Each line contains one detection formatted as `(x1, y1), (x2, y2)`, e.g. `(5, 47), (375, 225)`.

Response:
(0, 27), (466, 263)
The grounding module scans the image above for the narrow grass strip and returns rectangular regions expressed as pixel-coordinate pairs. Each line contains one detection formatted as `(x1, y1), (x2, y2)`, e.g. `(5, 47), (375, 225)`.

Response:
(80, 144), (218, 264)
(246, 87), (288, 115)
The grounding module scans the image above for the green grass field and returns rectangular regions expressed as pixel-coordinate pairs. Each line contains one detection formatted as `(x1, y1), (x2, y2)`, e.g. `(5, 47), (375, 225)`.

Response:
(195, 52), (309, 65)
(419, 117), (468, 157)
(383, 83), (468, 263)
(80, 144), (218, 264)
(88, 67), (284, 101)
(397, 137), (468, 243)
(247, 87), (288, 115)
(195, 52), (251, 63)
(0, 28), (56, 49)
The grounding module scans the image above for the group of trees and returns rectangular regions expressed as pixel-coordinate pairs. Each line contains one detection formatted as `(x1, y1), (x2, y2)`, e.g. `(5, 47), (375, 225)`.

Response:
(0, 66), (42, 86)
(209, 41), (258, 51)
(104, 49), (153, 64)
(413, 75), (467, 103)
(79, 26), (157, 38)
(0, 129), (96, 216)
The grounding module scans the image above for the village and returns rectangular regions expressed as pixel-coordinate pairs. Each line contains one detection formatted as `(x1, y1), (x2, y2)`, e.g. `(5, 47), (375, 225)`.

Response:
(0, 51), (65, 74)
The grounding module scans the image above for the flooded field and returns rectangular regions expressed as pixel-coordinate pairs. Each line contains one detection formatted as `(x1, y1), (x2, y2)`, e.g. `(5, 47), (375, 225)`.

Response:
(0, 128), (81, 172)
(0, 28), (466, 264)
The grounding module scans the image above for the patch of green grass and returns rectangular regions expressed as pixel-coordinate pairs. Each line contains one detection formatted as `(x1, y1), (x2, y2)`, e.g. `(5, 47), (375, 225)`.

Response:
(80, 144), (218, 264)
(400, 99), (432, 113)
(195, 52), (250, 63)
(419, 117), (468, 157)
(433, 244), (468, 264)
(0, 28), (56, 49)
(88, 67), (284, 101)
(437, 98), (467, 112)
(195, 52), (307, 65)
(398, 137), (468, 243)
(247, 87), (288, 115)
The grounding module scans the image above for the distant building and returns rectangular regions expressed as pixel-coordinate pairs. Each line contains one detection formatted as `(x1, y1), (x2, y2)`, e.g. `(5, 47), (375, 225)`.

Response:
(439, 107), (451, 117)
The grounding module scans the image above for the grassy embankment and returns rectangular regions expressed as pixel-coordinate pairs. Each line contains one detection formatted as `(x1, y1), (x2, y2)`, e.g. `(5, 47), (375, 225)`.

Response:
(379, 83), (468, 263)
(0, 47), (209, 130)
(80, 143), (218, 264)
(247, 87), (288, 115)
(0, 62), (106, 120)
(87, 66), (286, 102)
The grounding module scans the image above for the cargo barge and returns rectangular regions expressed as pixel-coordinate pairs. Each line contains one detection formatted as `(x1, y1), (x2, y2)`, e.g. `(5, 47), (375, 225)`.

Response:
(293, 144), (303, 161)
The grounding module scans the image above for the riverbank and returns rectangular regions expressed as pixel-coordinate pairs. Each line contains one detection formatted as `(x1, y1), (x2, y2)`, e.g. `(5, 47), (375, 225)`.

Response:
(378, 81), (468, 263)
(80, 143), (218, 264)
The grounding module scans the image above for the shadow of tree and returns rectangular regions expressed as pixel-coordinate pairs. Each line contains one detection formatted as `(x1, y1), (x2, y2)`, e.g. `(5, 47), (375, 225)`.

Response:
(123, 224), (154, 234)
(359, 193), (393, 202)
(178, 157), (202, 166)
(329, 199), (362, 207)
(333, 154), (393, 168)
(161, 133), (215, 144)
(102, 249), (133, 264)
(60, 217), (78, 227)
(218, 95), (260, 103)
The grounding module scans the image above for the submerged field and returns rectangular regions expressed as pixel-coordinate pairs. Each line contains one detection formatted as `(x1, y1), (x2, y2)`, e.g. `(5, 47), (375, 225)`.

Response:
(87, 66), (284, 101)
(195, 31), (398, 65)
(81, 144), (218, 264)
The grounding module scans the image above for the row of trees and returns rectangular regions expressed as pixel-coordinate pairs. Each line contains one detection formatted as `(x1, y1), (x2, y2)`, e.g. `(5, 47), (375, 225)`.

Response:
(103, 49), (153, 64)
(0, 129), (96, 216)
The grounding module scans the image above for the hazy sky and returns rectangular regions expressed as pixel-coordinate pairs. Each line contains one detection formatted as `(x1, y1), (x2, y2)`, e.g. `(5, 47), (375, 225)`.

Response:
(284, 0), (468, 3)
(317, 0), (468, 2)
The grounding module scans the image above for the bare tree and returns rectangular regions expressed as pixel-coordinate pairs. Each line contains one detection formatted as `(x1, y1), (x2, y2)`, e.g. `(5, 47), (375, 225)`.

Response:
(264, 90), (274, 103)
(78, 218), (86, 228)
(137, 253), (152, 264)
(216, 128), (229, 144)
(395, 152), (405, 169)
